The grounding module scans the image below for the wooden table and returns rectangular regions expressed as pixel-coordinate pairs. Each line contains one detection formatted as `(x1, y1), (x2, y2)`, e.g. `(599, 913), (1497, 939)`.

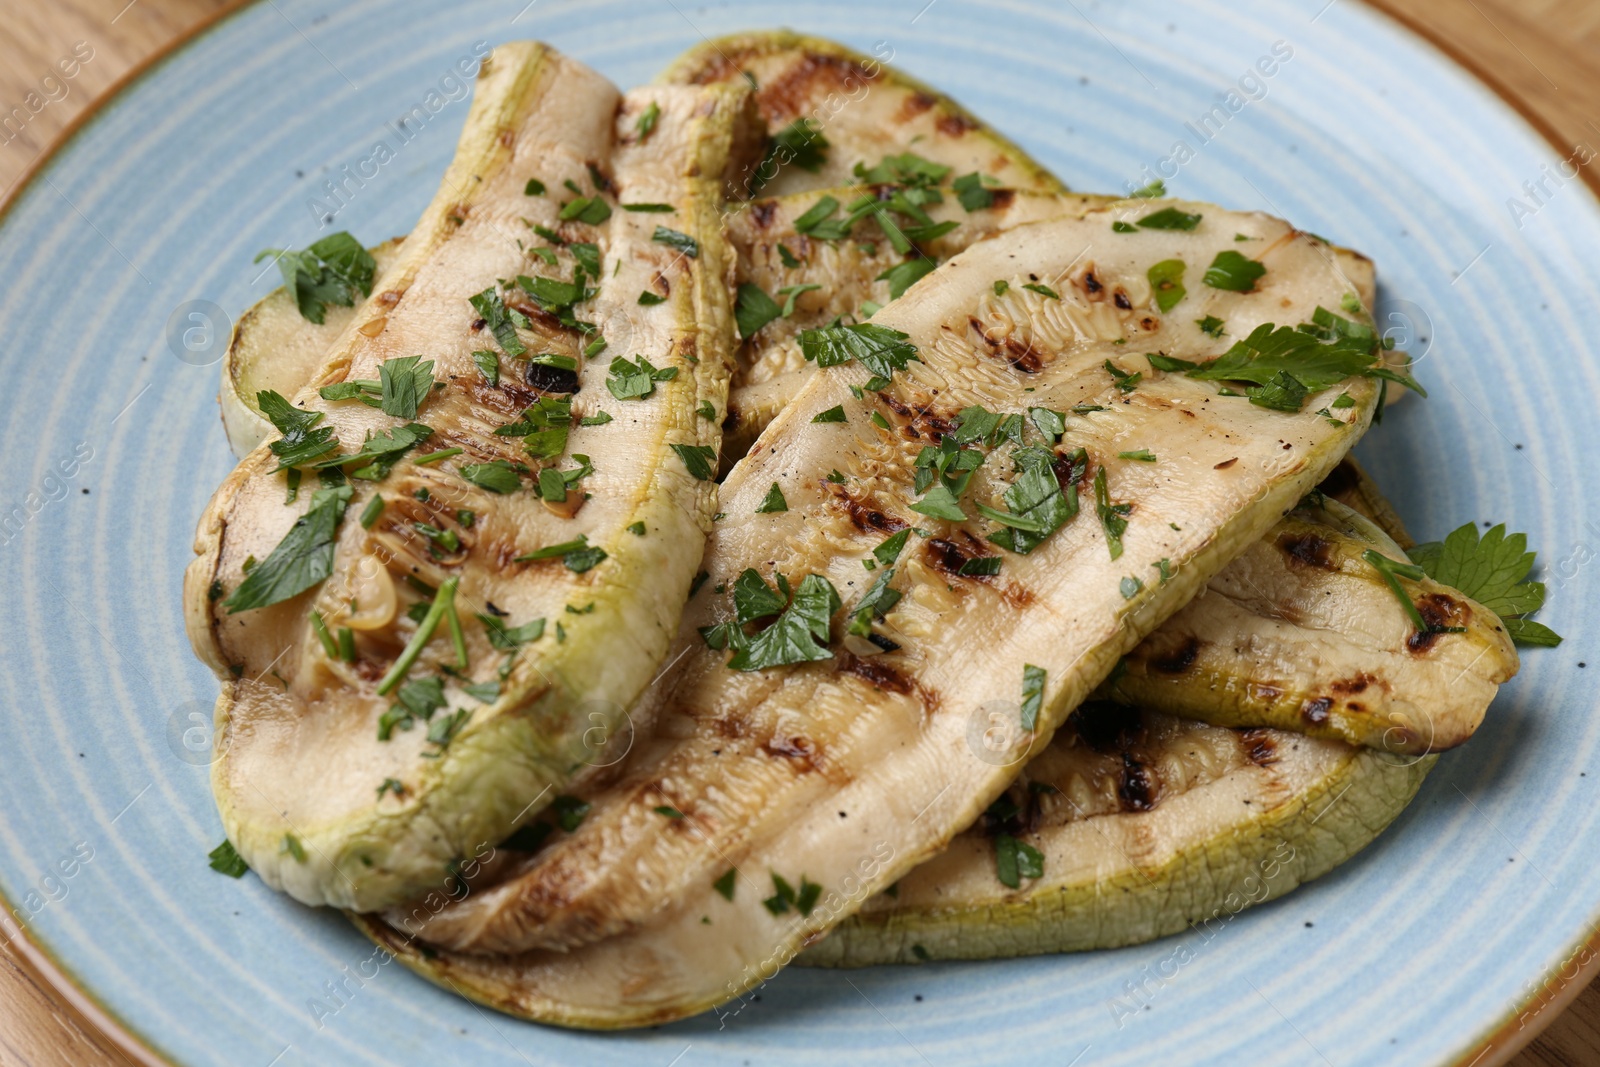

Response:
(1, 2), (1597, 1064)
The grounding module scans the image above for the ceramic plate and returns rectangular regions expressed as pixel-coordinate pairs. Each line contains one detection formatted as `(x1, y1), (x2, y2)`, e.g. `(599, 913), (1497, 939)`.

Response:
(1, 1), (1596, 1064)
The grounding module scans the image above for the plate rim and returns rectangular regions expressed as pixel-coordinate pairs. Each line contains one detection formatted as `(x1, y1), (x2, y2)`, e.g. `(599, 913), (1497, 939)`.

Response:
(0, 2), (1594, 1065)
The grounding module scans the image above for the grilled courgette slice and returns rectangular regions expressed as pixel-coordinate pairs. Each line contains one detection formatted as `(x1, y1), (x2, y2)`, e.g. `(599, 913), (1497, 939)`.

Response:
(802, 486), (1448, 966)
(657, 30), (1068, 198)
(185, 45), (754, 910)
(353, 202), (1386, 1027)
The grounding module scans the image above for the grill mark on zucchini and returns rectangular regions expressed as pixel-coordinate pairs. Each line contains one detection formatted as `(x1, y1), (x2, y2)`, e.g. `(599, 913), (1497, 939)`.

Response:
(1238, 728), (1279, 767)
(1409, 593), (1469, 653)
(1300, 697), (1332, 725)
(967, 314), (1043, 373)
(828, 485), (909, 533)
(1117, 753), (1158, 812)
(1278, 530), (1336, 570)
(1149, 635), (1202, 675)
(874, 391), (961, 440)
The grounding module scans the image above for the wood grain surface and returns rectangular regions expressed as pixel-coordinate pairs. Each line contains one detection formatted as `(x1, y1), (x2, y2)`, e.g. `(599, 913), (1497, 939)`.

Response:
(0, 2), (1596, 1065)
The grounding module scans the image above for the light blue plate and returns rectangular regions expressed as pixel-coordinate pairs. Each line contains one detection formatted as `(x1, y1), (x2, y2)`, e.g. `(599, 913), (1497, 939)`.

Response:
(1, 1), (1595, 1064)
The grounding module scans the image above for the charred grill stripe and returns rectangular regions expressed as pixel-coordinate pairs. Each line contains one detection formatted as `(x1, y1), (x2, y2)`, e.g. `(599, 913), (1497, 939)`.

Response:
(1149, 636), (1202, 675)
(1238, 728), (1279, 766)
(967, 315), (1042, 373)
(829, 486), (908, 533)
(835, 651), (912, 695)
(1278, 531), (1336, 570)
(1118, 752), (1158, 811)
(1300, 697), (1332, 726)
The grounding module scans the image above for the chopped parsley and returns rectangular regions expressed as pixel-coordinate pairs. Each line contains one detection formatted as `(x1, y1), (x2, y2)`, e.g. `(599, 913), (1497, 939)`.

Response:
(1129, 178), (1167, 198)
(710, 571), (842, 671)
(458, 460), (524, 494)
(1120, 575), (1144, 599)
(1103, 359), (1142, 393)
(638, 290), (667, 306)
(1118, 449), (1157, 462)
(1112, 220), (1138, 233)
(1028, 407), (1066, 443)
(753, 119), (829, 191)
(953, 171), (996, 211)
(1196, 315), (1225, 338)
(812, 405), (847, 424)
(855, 152), (950, 187)
(1021, 664), (1046, 731)
(778, 243), (802, 268)
(635, 100), (660, 142)
(979, 445), (1078, 554)
(957, 556), (1002, 576)
(258, 390), (337, 471)
(558, 195), (611, 226)
(951, 405), (1024, 448)
(1137, 207), (1202, 231)
(1203, 250), (1266, 292)
(468, 285), (527, 357)
(472, 348), (500, 385)
(552, 795), (590, 832)
(606, 355), (677, 400)
(993, 280), (1011, 296)
(879, 256), (937, 300)
(735, 283), (782, 339)
(1147, 259), (1186, 313)
(671, 443), (717, 481)
(697, 400), (717, 420)
(1023, 282), (1060, 300)
(254, 231), (375, 324)
(207, 840), (248, 878)
(653, 805), (684, 819)
(1094, 467), (1130, 560)
(359, 494), (385, 529)
(623, 202), (674, 213)
(477, 613), (545, 650)
(994, 833), (1043, 888)
(1410, 523), (1563, 646)
(756, 483), (788, 513)
(652, 226), (698, 258)
(514, 534), (607, 573)
(713, 868), (737, 900)
(222, 484), (352, 612)
(798, 322), (920, 380)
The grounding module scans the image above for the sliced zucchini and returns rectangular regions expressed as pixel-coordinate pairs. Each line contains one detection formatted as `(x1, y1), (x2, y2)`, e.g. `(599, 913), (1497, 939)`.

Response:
(723, 188), (1380, 461)
(221, 238), (405, 457)
(184, 45), (754, 910)
(221, 194), (1460, 757)
(803, 704), (1434, 965)
(807, 464), (1441, 965)
(657, 30), (1068, 198)
(354, 203), (1384, 1027)
(1099, 495), (1517, 753)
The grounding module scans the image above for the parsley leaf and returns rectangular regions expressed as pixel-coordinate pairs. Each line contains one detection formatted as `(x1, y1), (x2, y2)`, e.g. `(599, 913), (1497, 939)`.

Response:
(1410, 523), (1562, 646)
(1094, 467), (1129, 560)
(514, 534), (608, 573)
(1147, 259), (1186, 313)
(315, 422), (433, 480)
(223, 484), (352, 612)
(726, 573), (841, 671)
(878, 257), (937, 299)
(756, 482), (788, 513)
(258, 390), (338, 471)
(798, 322), (920, 380)
(254, 232), (375, 324)
(995, 833), (1044, 888)
(979, 445), (1078, 554)
(854, 152), (951, 187)
(812, 405), (847, 424)
(1104, 359), (1142, 393)
(208, 840), (249, 878)
(952, 171), (995, 211)
(671, 443), (718, 481)
(635, 100), (660, 142)
(735, 283), (782, 339)
(652, 226), (699, 258)
(469, 286), (527, 357)
(459, 460), (524, 494)
(378, 355), (435, 419)
(606, 356), (677, 401)
(1020, 664), (1046, 731)
(1137, 207), (1202, 231)
(1196, 315), (1225, 338)
(753, 119), (829, 191)
(478, 613), (545, 650)
(1203, 250), (1266, 292)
